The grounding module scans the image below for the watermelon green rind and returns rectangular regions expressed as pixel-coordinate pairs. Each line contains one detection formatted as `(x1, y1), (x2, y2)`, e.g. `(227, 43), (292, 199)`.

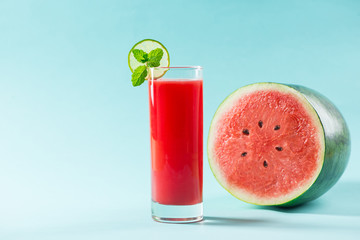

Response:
(207, 82), (350, 207)
(279, 84), (351, 207)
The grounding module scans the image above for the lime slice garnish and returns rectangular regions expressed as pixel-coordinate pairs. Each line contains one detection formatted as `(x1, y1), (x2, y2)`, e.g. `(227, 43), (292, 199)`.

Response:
(128, 39), (170, 79)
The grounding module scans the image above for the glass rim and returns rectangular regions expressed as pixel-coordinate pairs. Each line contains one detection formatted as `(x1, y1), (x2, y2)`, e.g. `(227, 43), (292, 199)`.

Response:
(150, 66), (203, 70)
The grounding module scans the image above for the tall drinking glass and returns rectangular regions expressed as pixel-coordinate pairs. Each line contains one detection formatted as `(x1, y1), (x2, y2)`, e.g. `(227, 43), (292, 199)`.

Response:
(149, 66), (203, 223)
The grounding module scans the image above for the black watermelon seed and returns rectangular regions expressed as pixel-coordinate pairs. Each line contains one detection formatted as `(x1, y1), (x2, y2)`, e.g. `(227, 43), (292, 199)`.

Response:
(258, 120), (263, 128)
(274, 125), (280, 130)
(241, 152), (247, 157)
(242, 129), (250, 135)
(263, 161), (268, 168)
(275, 146), (283, 151)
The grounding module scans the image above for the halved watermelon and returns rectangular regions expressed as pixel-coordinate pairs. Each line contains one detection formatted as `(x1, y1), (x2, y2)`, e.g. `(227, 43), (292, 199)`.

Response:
(208, 83), (350, 207)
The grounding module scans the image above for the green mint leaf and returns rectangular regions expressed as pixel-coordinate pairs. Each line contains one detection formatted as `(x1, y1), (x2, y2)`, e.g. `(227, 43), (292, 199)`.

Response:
(132, 49), (148, 63)
(147, 48), (163, 67)
(131, 65), (148, 87)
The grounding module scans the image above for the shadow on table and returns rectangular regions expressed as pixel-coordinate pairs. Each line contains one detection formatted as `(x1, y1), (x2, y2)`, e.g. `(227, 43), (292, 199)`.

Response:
(201, 182), (360, 229)
(202, 216), (271, 226)
(256, 181), (360, 216)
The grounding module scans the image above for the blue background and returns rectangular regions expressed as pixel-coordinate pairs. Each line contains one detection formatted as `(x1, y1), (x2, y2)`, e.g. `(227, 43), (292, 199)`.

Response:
(0, 0), (359, 239)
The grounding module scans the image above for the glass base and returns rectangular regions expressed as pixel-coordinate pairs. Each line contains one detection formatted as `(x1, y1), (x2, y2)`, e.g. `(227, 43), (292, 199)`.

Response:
(151, 201), (203, 223)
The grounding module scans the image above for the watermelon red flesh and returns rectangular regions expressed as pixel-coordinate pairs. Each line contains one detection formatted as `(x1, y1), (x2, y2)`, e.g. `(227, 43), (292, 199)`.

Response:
(208, 83), (350, 207)
(214, 89), (324, 201)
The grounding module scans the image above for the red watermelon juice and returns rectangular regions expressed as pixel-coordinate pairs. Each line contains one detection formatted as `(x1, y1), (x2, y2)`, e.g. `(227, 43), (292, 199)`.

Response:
(148, 78), (203, 206)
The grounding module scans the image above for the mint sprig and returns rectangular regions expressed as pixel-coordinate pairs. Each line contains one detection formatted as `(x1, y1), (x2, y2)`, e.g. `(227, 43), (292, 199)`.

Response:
(131, 48), (164, 87)
(131, 65), (147, 87)
(132, 49), (148, 63)
(148, 48), (163, 67)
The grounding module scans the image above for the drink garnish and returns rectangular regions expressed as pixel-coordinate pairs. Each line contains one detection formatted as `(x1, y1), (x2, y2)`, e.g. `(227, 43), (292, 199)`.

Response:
(128, 39), (170, 86)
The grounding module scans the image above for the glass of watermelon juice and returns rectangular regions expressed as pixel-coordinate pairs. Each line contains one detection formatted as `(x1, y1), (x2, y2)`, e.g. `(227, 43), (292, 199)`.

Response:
(149, 66), (203, 223)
